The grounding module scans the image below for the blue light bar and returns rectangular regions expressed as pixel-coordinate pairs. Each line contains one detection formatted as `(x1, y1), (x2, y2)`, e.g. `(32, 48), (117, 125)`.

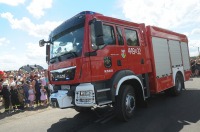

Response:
(79, 11), (96, 15)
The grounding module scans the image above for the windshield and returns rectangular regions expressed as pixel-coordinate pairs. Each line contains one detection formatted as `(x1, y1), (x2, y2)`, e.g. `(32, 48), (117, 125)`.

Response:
(50, 26), (84, 59)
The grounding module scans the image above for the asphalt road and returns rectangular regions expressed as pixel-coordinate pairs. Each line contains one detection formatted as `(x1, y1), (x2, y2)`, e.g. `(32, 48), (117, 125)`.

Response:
(0, 77), (200, 132)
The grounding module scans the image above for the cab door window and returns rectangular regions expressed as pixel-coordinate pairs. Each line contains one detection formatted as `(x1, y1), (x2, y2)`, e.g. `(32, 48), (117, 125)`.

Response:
(102, 24), (116, 45)
(125, 29), (139, 46)
(90, 23), (116, 50)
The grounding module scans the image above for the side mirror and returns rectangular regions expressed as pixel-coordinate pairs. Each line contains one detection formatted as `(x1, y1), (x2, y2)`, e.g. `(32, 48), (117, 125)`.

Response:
(46, 44), (50, 63)
(94, 21), (104, 46)
(96, 36), (104, 46)
(39, 39), (45, 47)
(94, 21), (103, 37)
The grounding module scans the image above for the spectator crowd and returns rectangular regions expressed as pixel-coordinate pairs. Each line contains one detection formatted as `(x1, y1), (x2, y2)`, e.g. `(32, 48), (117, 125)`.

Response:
(0, 69), (51, 114)
(190, 57), (200, 77)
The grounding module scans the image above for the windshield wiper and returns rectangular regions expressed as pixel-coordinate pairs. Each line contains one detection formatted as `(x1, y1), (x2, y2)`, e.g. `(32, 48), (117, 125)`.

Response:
(50, 56), (57, 64)
(60, 51), (78, 58)
(50, 51), (78, 64)
(57, 51), (78, 62)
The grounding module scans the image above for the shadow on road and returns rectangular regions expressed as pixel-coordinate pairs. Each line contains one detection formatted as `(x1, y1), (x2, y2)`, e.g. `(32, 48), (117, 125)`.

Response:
(0, 105), (49, 120)
(47, 111), (97, 132)
(48, 89), (200, 132)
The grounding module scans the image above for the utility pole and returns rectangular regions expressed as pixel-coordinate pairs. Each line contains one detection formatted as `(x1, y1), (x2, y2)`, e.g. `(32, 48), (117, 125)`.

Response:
(192, 46), (200, 57)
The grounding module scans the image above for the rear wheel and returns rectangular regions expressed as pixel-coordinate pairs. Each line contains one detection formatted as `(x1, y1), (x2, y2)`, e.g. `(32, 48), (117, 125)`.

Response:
(165, 73), (184, 96)
(115, 85), (136, 121)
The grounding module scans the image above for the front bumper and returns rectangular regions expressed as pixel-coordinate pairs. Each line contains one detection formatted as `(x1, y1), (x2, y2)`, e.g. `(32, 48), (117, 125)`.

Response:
(50, 90), (74, 108)
(50, 83), (96, 108)
(75, 83), (96, 107)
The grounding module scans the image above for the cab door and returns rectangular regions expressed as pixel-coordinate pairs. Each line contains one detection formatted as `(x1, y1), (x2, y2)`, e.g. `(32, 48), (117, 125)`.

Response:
(89, 22), (118, 82)
(123, 27), (146, 74)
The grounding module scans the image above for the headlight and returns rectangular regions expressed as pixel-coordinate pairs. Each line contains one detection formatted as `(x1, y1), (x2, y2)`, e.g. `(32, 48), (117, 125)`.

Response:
(50, 66), (76, 81)
(80, 90), (93, 96)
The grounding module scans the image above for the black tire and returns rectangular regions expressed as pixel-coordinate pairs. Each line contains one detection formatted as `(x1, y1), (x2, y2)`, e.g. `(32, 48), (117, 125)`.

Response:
(74, 106), (91, 113)
(165, 73), (184, 96)
(115, 85), (136, 121)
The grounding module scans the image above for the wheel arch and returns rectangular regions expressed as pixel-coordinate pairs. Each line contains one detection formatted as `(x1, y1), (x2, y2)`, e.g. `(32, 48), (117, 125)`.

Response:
(115, 75), (146, 101)
(165, 70), (185, 96)
(175, 70), (185, 89)
(172, 66), (185, 84)
(109, 70), (146, 102)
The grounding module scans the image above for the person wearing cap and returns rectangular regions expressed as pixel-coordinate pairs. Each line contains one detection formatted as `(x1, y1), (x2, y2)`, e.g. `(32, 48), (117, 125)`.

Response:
(2, 72), (8, 82)
(32, 75), (41, 106)
(8, 75), (15, 90)
(0, 82), (11, 113)
(22, 80), (30, 108)
(30, 71), (34, 82)
(0, 70), (4, 80)
(10, 82), (20, 111)
(0, 79), (3, 102)
(16, 81), (25, 110)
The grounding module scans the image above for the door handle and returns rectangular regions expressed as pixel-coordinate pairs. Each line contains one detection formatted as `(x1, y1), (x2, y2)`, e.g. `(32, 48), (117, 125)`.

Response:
(141, 58), (144, 64)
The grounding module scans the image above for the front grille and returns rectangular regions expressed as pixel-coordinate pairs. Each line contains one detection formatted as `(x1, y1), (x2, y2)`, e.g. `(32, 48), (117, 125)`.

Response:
(51, 67), (76, 81)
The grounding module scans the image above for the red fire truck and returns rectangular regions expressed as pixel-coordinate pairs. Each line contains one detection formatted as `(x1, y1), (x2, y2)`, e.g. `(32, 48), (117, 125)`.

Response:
(39, 11), (191, 121)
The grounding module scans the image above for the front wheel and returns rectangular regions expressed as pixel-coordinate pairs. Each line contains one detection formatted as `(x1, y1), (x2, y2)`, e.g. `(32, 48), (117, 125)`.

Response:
(115, 85), (136, 121)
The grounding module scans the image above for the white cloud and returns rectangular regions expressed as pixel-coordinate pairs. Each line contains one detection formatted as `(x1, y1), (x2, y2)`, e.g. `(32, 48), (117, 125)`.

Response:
(11, 47), (16, 50)
(25, 42), (47, 68)
(0, 12), (60, 71)
(25, 42), (45, 60)
(0, 54), (26, 70)
(120, 0), (200, 29)
(0, 37), (10, 46)
(189, 47), (200, 57)
(0, 42), (47, 71)
(0, 12), (62, 39)
(27, 0), (53, 18)
(0, 0), (25, 6)
(192, 28), (200, 35)
(120, 0), (200, 57)
(188, 39), (200, 57)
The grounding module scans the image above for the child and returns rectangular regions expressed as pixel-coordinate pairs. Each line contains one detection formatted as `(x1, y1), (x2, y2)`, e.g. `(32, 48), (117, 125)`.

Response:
(28, 85), (35, 110)
(40, 85), (47, 106)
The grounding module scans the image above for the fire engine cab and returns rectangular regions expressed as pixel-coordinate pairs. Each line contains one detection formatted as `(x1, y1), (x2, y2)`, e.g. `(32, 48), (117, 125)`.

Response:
(39, 11), (191, 121)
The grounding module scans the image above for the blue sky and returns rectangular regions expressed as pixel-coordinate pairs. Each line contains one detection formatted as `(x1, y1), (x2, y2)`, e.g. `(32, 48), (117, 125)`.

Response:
(0, 0), (200, 71)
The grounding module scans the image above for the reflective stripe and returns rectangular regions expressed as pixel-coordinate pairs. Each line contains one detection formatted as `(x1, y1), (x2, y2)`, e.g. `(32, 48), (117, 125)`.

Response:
(115, 75), (146, 100)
